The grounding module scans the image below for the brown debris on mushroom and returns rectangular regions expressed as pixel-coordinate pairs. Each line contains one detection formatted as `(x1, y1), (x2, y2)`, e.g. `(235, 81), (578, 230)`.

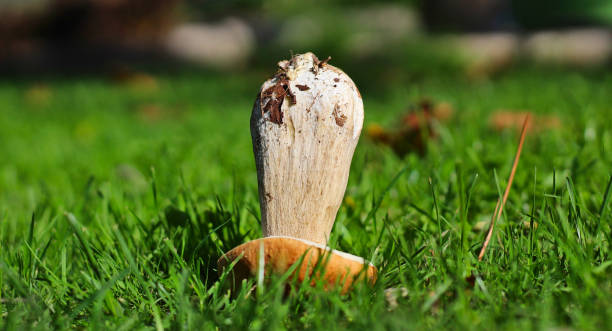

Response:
(333, 105), (347, 127)
(260, 73), (296, 125)
(258, 54), (336, 125)
(311, 55), (331, 74)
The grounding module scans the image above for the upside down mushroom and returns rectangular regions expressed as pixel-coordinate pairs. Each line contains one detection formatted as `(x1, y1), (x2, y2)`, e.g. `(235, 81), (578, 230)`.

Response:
(217, 52), (376, 293)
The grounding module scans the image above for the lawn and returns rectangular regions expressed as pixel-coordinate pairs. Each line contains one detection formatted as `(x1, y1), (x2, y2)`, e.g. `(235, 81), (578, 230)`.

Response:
(1, 64), (611, 330)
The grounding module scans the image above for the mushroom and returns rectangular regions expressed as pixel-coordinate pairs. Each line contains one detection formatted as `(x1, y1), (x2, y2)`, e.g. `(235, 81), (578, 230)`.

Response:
(218, 52), (376, 293)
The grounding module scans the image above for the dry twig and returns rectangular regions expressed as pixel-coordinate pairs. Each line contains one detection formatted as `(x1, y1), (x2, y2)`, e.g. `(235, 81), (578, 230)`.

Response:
(478, 114), (530, 261)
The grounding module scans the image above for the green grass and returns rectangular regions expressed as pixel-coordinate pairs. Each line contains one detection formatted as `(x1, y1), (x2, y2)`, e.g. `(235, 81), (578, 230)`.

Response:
(0, 66), (611, 330)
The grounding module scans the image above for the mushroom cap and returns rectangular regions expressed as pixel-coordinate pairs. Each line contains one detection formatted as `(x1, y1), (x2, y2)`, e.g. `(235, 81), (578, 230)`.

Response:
(217, 236), (377, 294)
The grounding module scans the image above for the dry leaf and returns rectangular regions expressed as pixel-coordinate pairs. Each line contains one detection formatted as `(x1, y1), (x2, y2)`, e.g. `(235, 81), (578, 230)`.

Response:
(136, 103), (184, 123)
(489, 111), (560, 133)
(367, 99), (454, 157)
(110, 66), (158, 93)
(24, 84), (52, 106)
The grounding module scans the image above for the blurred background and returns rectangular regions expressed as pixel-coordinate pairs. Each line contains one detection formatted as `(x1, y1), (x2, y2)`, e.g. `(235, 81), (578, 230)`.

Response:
(2, 2), (612, 327)
(1, 0), (611, 208)
(2, 0), (612, 78)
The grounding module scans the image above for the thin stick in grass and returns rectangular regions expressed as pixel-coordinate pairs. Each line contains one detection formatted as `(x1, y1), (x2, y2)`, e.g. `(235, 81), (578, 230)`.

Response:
(478, 114), (530, 261)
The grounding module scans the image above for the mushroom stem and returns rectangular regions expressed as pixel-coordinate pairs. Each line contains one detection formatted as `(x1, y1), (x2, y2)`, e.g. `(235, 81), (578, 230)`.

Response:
(251, 52), (364, 244)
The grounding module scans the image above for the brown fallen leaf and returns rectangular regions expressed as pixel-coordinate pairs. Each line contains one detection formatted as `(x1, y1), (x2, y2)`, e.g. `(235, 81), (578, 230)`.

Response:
(24, 84), (52, 106)
(136, 103), (184, 123)
(489, 111), (560, 133)
(366, 99), (454, 157)
(110, 66), (158, 93)
(137, 104), (163, 122)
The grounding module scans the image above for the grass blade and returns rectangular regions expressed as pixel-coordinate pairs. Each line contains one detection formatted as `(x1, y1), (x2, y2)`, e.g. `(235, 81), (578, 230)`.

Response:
(68, 268), (129, 321)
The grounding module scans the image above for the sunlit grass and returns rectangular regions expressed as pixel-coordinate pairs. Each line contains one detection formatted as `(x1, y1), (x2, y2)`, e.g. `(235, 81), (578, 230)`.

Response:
(0, 67), (611, 329)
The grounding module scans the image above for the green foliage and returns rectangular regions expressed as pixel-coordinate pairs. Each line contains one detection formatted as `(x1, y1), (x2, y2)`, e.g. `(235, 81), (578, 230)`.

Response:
(0, 67), (611, 329)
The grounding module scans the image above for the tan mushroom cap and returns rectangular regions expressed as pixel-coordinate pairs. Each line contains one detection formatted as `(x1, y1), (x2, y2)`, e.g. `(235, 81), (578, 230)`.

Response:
(217, 236), (377, 294)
